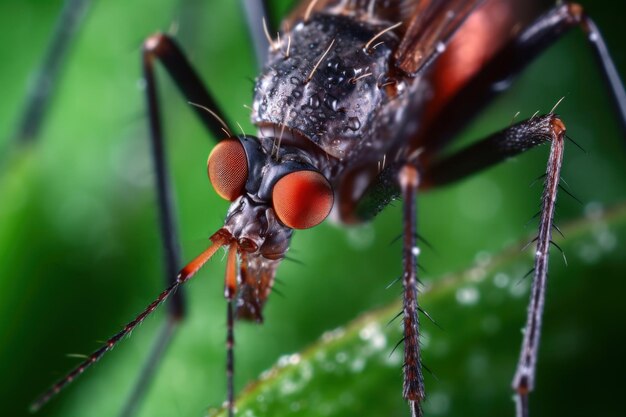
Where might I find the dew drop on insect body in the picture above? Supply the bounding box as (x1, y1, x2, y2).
(308, 95, 320, 109)
(347, 116, 361, 131)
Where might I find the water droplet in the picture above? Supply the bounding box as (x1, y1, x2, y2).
(493, 273, 510, 288)
(456, 287, 480, 305)
(596, 229, 617, 251)
(359, 323, 387, 350)
(577, 243, 601, 264)
(412, 246, 421, 256)
(321, 327, 346, 342)
(309, 95, 320, 108)
(289, 402, 302, 412)
(335, 351, 348, 363)
(346, 224, 375, 250)
(468, 266, 486, 282)
(585, 201, 604, 219)
(475, 251, 492, 266)
(347, 116, 361, 131)
(324, 94, 339, 111)
(350, 357, 365, 373)
(509, 279, 529, 298)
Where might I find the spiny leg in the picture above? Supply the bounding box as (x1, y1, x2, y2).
(118, 33, 231, 416)
(422, 2, 626, 151)
(398, 163, 425, 417)
(424, 115, 567, 417)
(356, 114, 567, 416)
(511, 120, 566, 417)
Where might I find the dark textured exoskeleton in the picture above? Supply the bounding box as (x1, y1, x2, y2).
(28, 1, 626, 417)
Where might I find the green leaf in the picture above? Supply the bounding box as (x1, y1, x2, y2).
(209, 204, 626, 417)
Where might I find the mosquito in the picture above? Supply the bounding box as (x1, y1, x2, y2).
(19, 0, 625, 416)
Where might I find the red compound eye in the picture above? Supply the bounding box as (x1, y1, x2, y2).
(272, 170, 333, 229)
(207, 139, 248, 201)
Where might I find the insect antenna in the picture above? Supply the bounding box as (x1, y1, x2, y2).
(30, 235, 227, 412)
(188, 101, 233, 137)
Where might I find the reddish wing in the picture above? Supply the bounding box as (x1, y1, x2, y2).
(284, 1, 492, 77)
(394, 0, 486, 75)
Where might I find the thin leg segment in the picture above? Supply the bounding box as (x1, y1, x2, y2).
(114, 34, 232, 417)
(356, 114, 566, 416)
(240, 0, 273, 69)
(513, 118, 566, 417)
(423, 114, 560, 188)
(143, 33, 231, 141)
(224, 244, 238, 417)
(355, 114, 560, 221)
(12, 0, 93, 144)
(398, 164, 425, 417)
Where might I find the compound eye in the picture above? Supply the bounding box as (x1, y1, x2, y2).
(272, 170, 333, 229)
(207, 139, 248, 201)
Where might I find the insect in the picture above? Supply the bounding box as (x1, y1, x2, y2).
(2, 0, 620, 414)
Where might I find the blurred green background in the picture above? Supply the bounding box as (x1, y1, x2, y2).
(0, 1, 624, 417)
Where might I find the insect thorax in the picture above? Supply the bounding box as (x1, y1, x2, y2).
(252, 13, 415, 163)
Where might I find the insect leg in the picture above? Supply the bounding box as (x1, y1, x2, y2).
(424, 114, 566, 417)
(115, 34, 233, 417)
(355, 114, 566, 417)
(240, 0, 274, 69)
(422, 2, 626, 152)
(12, 0, 93, 144)
(423, 115, 562, 188)
(398, 163, 425, 417)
